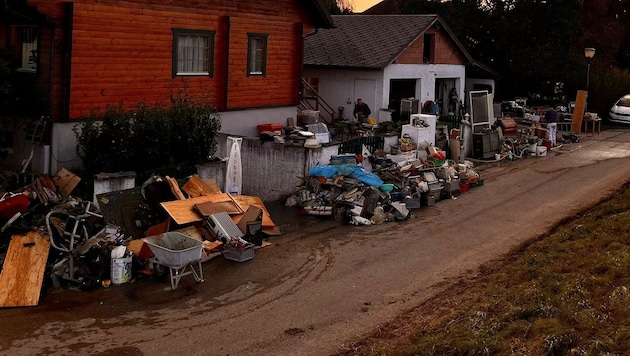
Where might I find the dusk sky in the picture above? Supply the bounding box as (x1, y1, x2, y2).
(353, 0, 382, 12)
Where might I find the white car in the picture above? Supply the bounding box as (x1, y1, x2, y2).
(609, 94, 630, 124)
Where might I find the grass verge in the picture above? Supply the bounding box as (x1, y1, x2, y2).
(337, 184, 630, 355)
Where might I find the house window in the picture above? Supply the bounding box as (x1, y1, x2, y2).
(11, 26, 38, 72)
(423, 34, 435, 64)
(172, 29, 215, 77)
(247, 34, 268, 76)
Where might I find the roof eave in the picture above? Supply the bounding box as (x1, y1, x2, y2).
(306, 0, 335, 28)
(305, 63, 383, 70)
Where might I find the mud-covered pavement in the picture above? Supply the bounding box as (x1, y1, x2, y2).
(3, 129, 630, 356)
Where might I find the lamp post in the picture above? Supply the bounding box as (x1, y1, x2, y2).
(584, 47, 596, 92)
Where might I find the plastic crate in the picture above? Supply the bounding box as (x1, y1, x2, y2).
(330, 154, 357, 165)
(223, 243, 255, 262)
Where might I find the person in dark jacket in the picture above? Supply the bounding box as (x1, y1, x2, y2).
(545, 107, 558, 146)
(353, 98, 371, 123)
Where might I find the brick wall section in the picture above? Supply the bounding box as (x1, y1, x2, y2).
(25, 0, 317, 121)
(395, 27, 465, 65)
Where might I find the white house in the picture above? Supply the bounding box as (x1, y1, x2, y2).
(303, 14, 497, 123)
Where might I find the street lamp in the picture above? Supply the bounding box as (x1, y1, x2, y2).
(584, 47, 596, 92)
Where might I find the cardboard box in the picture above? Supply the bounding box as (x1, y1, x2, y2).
(315, 132, 330, 144)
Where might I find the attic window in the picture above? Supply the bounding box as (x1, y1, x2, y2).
(247, 34, 268, 76)
(10, 26, 38, 73)
(172, 29, 215, 77)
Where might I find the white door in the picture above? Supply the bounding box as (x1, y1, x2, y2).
(354, 79, 376, 116)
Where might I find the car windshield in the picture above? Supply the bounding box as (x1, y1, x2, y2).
(618, 97, 630, 107)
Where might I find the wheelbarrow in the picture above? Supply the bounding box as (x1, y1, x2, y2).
(143, 232, 204, 290)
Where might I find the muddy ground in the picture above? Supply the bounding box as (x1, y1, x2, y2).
(2, 129, 630, 356)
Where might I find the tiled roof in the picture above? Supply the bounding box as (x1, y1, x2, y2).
(304, 15, 438, 69)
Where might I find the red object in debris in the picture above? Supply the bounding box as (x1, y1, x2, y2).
(257, 123, 284, 135)
(460, 183, 470, 194)
(0, 194, 30, 219)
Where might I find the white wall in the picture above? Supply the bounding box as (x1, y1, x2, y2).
(303, 68, 383, 121)
(384, 63, 466, 110)
(219, 106, 298, 137)
(44, 106, 299, 176)
(305, 64, 466, 124)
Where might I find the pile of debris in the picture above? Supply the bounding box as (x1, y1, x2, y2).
(0, 171, 276, 306)
(286, 148, 483, 225)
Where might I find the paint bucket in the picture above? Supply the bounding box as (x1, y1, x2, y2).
(536, 145, 547, 157)
(111, 256, 132, 284)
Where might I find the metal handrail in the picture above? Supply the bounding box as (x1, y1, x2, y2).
(300, 78, 336, 124)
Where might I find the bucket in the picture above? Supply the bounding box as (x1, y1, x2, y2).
(111, 256, 132, 284)
(536, 145, 547, 157)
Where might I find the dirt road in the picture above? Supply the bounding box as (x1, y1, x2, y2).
(3, 130, 630, 356)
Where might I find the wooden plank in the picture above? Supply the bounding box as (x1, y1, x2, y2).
(195, 201, 244, 216)
(160, 193, 244, 225)
(0, 231, 51, 308)
(166, 176, 187, 200)
(53, 168, 81, 198)
(572, 90, 588, 134)
(182, 174, 220, 197)
(202, 179, 222, 194)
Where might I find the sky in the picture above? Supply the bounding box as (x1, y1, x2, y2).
(353, 0, 383, 13)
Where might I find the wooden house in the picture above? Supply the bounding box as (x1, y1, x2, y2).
(0, 0, 333, 173)
(303, 15, 497, 124)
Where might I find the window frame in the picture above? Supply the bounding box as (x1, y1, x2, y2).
(172, 28, 215, 78)
(247, 33, 268, 77)
(11, 25, 39, 73)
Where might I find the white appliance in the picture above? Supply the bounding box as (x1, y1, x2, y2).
(403, 114, 437, 146)
(206, 212, 246, 243)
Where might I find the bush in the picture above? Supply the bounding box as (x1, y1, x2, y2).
(73, 91, 221, 178)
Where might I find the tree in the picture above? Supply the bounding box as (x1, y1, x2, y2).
(323, 0, 353, 15)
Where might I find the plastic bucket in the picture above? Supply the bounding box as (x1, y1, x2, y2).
(111, 256, 132, 284)
(536, 145, 547, 157)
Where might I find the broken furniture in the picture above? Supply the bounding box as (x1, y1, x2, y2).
(473, 131, 500, 159)
(143, 232, 204, 290)
(46, 200, 106, 288)
(497, 118, 518, 138)
(582, 113, 601, 135)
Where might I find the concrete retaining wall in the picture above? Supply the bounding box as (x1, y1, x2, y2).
(215, 134, 339, 202)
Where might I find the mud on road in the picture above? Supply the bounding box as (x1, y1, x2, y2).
(3, 130, 630, 356)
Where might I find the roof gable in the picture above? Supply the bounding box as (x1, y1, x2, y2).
(304, 14, 472, 69)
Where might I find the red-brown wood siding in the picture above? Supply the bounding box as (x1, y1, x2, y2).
(226, 17, 300, 109)
(25, 0, 318, 121)
(396, 27, 465, 65)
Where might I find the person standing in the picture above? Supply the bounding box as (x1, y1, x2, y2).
(448, 88, 459, 114)
(353, 98, 371, 123)
(545, 107, 558, 147)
